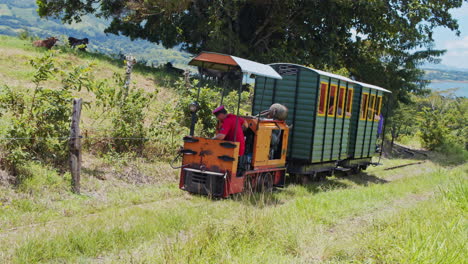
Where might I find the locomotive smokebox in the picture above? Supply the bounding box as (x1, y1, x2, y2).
(268, 103, 288, 121)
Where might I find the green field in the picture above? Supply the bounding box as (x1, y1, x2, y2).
(0, 35, 467, 263)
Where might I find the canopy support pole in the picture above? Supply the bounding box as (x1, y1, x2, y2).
(233, 73, 245, 142)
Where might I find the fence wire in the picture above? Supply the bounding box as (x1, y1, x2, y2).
(0, 136, 151, 141)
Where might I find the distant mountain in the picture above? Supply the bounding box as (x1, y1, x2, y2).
(423, 68, 468, 82)
(422, 63, 468, 72)
(0, 0, 191, 68)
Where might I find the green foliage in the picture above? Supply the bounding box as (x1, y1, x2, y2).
(417, 91, 468, 152)
(387, 102, 417, 144)
(1, 53, 67, 171)
(17, 28, 37, 41)
(0, 85, 26, 117)
(175, 78, 250, 137)
(388, 90, 467, 163)
(148, 102, 185, 158)
(111, 86, 153, 153)
(35, 0, 465, 105)
(16, 161, 65, 194)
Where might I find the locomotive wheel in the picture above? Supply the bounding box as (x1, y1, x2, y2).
(288, 173, 300, 184)
(257, 172, 274, 192)
(351, 166, 361, 174)
(313, 173, 327, 182)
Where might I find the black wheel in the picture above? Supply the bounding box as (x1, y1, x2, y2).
(315, 172, 327, 181)
(287, 173, 298, 184)
(351, 166, 361, 174)
(257, 172, 274, 192)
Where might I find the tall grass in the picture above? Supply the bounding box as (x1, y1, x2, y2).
(5, 164, 464, 263)
(333, 175, 467, 264)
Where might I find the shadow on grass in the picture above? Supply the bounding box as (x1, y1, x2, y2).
(386, 142, 466, 167)
(334, 171, 388, 186)
(234, 178, 353, 208)
(82, 167, 107, 180)
(232, 190, 284, 208)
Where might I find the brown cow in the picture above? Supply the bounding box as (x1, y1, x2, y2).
(32, 37, 58, 49)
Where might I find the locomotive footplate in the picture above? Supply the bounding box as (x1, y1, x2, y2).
(182, 168, 226, 197)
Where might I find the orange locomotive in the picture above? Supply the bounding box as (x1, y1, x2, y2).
(178, 53, 288, 197)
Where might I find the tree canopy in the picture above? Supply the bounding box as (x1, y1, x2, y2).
(37, 0, 466, 99)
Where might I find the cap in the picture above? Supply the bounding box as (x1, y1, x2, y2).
(212, 105, 225, 114)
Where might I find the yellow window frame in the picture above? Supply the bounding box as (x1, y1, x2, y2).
(376, 96, 383, 119)
(360, 92, 369, 121)
(345, 88, 354, 118)
(327, 84, 338, 117)
(336, 86, 346, 118)
(317, 82, 329, 117)
(367, 94, 376, 121)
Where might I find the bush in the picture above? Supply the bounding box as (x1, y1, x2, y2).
(16, 161, 65, 194)
(175, 78, 251, 137)
(0, 51, 94, 173)
(17, 29, 38, 41)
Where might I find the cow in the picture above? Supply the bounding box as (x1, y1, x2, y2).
(68, 37, 89, 51)
(32, 37, 58, 49)
(198, 67, 242, 85)
(165, 62, 185, 75)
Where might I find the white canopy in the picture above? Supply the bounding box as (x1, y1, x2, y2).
(189, 52, 282, 80)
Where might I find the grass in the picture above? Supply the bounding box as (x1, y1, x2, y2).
(0, 161, 466, 263)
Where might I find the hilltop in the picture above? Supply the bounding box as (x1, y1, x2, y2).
(0, 0, 190, 68)
(423, 68, 468, 82)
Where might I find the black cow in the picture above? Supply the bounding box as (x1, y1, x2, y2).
(68, 37, 89, 51)
(165, 62, 185, 75)
(198, 67, 241, 85)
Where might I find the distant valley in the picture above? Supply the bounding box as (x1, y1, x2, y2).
(0, 0, 191, 68)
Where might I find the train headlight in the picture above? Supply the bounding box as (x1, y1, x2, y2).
(189, 102, 199, 113)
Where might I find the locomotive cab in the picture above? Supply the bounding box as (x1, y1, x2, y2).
(178, 52, 287, 198)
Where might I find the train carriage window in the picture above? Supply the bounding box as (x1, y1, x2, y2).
(346, 88, 354, 118)
(317, 82, 328, 116)
(360, 93, 369, 120)
(367, 94, 376, 121)
(327, 85, 338, 116)
(374, 96, 383, 121)
(269, 129, 284, 160)
(337, 87, 346, 118)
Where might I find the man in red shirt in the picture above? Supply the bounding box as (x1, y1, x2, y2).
(212, 106, 247, 156)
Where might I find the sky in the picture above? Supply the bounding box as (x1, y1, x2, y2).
(431, 2, 468, 69)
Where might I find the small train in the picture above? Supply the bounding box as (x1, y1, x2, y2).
(178, 52, 390, 198)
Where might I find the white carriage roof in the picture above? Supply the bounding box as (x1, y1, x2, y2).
(189, 52, 282, 80)
(269, 63, 391, 93)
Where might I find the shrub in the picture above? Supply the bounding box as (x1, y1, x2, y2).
(175, 78, 251, 137)
(1, 52, 94, 173)
(16, 161, 65, 194)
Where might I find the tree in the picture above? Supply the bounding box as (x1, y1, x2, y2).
(37, 0, 466, 101)
(416, 90, 468, 151)
(387, 102, 417, 149)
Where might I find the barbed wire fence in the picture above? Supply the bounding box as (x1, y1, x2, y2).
(0, 54, 188, 194)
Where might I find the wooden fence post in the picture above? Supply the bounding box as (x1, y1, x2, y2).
(69, 98, 82, 194)
(123, 55, 137, 101)
(184, 70, 190, 88)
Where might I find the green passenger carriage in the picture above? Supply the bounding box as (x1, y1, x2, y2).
(252, 63, 391, 176)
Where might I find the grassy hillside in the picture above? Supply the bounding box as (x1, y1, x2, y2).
(0, 0, 191, 68)
(0, 36, 467, 264)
